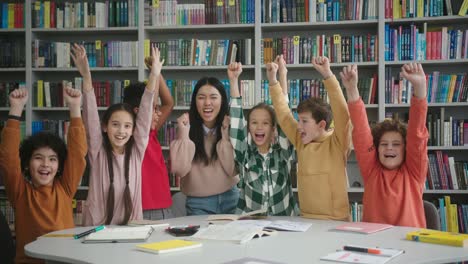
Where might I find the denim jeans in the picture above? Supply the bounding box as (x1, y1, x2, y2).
(143, 208, 174, 220)
(186, 186, 240, 215)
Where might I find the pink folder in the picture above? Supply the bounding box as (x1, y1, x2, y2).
(333, 222, 394, 234)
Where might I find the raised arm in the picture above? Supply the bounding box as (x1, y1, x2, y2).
(60, 86, 87, 196)
(341, 65, 377, 182)
(170, 113, 195, 178)
(154, 75, 174, 131)
(275, 55, 288, 96)
(312, 56, 351, 152)
(0, 88, 29, 204)
(267, 62, 300, 147)
(401, 63, 428, 182)
(228, 62, 249, 165)
(218, 114, 236, 177)
(133, 46, 160, 154)
(71, 43, 102, 160)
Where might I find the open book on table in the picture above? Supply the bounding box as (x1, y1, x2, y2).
(82, 226, 154, 243)
(127, 219, 169, 229)
(206, 208, 268, 221)
(192, 221, 276, 244)
(320, 245, 404, 264)
(332, 222, 393, 234)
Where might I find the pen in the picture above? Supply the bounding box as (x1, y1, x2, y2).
(74, 225, 105, 239)
(343, 246, 381, 255)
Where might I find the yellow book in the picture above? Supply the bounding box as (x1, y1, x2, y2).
(406, 229, 468, 247)
(37, 80, 44, 107)
(136, 239, 202, 254)
(44, 1, 50, 28)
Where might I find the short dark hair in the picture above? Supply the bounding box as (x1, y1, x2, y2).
(247, 103, 276, 128)
(123, 82, 147, 109)
(19, 132, 67, 180)
(371, 118, 407, 149)
(297, 97, 333, 130)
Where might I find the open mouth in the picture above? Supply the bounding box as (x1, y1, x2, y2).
(254, 132, 265, 141)
(384, 154, 397, 158)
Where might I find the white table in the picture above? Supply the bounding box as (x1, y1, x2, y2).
(25, 216, 468, 264)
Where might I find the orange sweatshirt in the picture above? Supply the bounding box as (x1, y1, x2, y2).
(0, 119, 87, 263)
(348, 97, 428, 228)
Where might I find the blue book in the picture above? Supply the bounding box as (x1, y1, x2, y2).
(439, 197, 447, 231)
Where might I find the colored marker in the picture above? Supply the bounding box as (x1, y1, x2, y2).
(74, 225, 105, 239)
(343, 246, 381, 255)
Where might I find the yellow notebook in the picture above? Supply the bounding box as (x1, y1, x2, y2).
(136, 239, 202, 254)
(406, 229, 468, 247)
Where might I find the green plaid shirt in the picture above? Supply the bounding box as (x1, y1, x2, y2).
(229, 97, 299, 216)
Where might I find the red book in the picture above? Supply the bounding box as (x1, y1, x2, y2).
(50, 1, 56, 28)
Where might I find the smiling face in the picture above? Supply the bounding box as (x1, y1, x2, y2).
(104, 110, 134, 154)
(378, 131, 405, 170)
(195, 84, 222, 128)
(248, 108, 275, 151)
(29, 147, 59, 187)
(297, 111, 325, 144)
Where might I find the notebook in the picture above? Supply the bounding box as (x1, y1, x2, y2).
(333, 222, 393, 234)
(136, 239, 202, 254)
(321, 246, 404, 264)
(206, 208, 268, 221)
(82, 226, 154, 243)
(192, 223, 276, 244)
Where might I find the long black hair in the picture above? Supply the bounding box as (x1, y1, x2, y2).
(188, 77, 229, 165)
(101, 103, 136, 225)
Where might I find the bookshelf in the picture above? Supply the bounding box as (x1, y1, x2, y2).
(0, 1, 467, 222)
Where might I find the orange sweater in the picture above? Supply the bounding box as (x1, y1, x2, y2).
(348, 97, 428, 228)
(0, 119, 87, 263)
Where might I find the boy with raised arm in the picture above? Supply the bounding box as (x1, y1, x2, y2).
(342, 63, 428, 227)
(266, 56, 352, 220)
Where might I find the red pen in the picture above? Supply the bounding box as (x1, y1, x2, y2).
(343, 246, 381, 255)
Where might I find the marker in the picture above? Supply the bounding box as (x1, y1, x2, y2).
(74, 225, 105, 239)
(343, 246, 381, 255)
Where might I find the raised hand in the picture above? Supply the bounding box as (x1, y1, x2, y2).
(63, 85, 82, 118)
(150, 45, 164, 78)
(227, 62, 242, 81)
(339, 64, 360, 102)
(400, 63, 426, 99)
(71, 44, 91, 80)
(275, 55, 288, 95)
(176, 113, 190, 139)
(9, 88, 28, 117)
(312, 56, 333, 80)
(221, 115, 230, 139)
(266, 62, 279, 84)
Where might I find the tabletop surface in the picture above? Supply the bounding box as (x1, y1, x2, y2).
(25, 215, 468, 264)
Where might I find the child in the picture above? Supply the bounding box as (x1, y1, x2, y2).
(228, 61, 298, 215)
(0, 87, 86, 263)
(342, 63, 428, 227)
(123, 65, 175, 220)
(72, 43, 162, 225)
(266, 56, 352, 220)
(170, 77, 238, 215)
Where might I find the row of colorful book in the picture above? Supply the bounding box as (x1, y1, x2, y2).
(144, 0, 255, 26)
(0, 40, 25, 68)
(384, 71, 468, 104)
(33, 79, 128, 108)
(427, 108, 468, 147)
(32, 40, 139, 68)
(32, 0, 139, 28)
(384, 24, 468, 61)
(316, 0, 378, 22)
(166, 79, 230, 107)
(427, 151, 468, 190)
(262, 34, 378, 64)
(385, 0, 468, 18)
(0, 2, 24, 28)
(436, 196, 468, 233)
(145, 39, 252, 67)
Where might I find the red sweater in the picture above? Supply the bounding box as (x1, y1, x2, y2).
(141, 130, 172, 210)
(0, 119, 87, 263)
(348, 97, 428, 228)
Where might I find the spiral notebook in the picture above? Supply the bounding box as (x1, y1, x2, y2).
(82, 226, 153, 243)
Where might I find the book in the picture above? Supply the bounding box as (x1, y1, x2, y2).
(82, 226, 154, 243)
(332, 222, 393, 234)
(406, 229, 468, 247)
(320, 246, 404, 264)
(227, 219, 312, 232)
(192, 222, 276, 244)
(135, 239, 202, 254)
(206, 208, 267, 221)
(128, 219, 169, 229)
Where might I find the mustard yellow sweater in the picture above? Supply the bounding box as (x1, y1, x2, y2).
(270, 75, 351, 220)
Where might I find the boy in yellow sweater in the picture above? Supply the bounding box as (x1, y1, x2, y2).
(266, 56, 352, 220)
